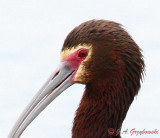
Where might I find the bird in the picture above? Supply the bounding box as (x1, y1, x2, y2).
(9, 19, 145, 138)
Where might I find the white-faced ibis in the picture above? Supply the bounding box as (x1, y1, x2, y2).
(9, 19, 145, 138)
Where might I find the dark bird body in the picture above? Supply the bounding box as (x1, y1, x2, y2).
(9, 20, 145, 138)
(63, 20, 144, 138)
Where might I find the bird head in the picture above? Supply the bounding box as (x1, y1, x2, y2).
(61, 20, 144, 86)
(9, 20, 144, 138)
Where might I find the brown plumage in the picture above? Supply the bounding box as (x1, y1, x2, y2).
(62, 20, 145, 138)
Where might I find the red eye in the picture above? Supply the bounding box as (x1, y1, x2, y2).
(78, 50, 88, 58)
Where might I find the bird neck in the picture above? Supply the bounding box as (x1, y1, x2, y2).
(72, 78, 134, 138)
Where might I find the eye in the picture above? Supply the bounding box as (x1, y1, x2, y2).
(78, 49, 88, 58)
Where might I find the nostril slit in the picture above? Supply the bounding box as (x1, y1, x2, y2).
(51, 71, 60, 80)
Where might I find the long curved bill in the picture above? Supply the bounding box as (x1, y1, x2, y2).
(8, 62, 75, 138)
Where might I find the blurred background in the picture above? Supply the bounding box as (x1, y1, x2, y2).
(0, 0, 159, 137)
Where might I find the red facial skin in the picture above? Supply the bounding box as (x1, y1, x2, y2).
(61, 48, 89, 82)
